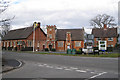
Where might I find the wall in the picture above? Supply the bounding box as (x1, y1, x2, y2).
(94, 38, 117, 47)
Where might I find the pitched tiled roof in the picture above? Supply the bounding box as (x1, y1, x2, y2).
(92, 28, 118, 38)
(2, 27, 46, 40)
(56, 29, 84, 41)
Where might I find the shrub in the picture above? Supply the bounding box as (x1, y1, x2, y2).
(76, 49, 82, 54)
(45, 48, 49, 51)
(51, 48, 56, 52)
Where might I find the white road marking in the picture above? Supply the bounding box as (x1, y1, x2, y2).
(46, 65, 53, 68)
(90, 72, 107, 79)
(55, 67, 63, 70)
(70, 67, 78, 70)
(76, 70, 86, 73)
(90, 72, 95, 74)
(63, 67, 67, 69)
(64, 69, 72, 71)
(43, 64, 47, 66)
(38, 64, 44, 67)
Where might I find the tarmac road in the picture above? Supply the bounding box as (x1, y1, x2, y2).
(2, 51, 119, 80)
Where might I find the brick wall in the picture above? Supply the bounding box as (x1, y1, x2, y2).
(94, 38, 117, 47)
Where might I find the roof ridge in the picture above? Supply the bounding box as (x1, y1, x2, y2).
(10, 26, 33, 31)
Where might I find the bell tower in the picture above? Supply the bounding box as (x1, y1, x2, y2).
(46, 25, 57, 50)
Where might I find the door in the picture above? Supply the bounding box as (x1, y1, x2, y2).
(49, 45, 52, 51)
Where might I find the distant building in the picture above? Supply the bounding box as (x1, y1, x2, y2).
(1, 22, 47, 51)
(92, 24, 118, 48)
(117, 27, 120, 44)
(84, 34, 94, 49)
(46, 25, 84, 51)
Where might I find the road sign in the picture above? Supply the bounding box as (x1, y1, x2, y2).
(99, 41, 107, 50)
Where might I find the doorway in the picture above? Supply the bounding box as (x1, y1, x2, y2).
(49, 45, 52, 51)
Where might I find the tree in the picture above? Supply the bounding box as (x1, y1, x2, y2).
(0, 0, 15, 38)
(90, 14, 116, 28)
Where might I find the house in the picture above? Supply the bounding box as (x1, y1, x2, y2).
(117, 27, 120, 44)
(46, 25, 84, 51)
(92, 24, 118, 48)
(1, 22, 47, 51)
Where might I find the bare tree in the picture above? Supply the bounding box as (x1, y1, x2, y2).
(90, 14, 116, 28)
(0, 0, 15, 37)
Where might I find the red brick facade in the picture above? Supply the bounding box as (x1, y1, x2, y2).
(46, 25, 84, 51)
(94, 38, 117, 47)
(2, 24, 46, 51)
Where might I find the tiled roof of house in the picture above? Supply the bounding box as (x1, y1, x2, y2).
(92, 28, 118, 38)
(2, 27, 46, 40)
(56, 29, 84, 41)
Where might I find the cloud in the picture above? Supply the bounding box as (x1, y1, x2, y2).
(1, 0, 119, 30)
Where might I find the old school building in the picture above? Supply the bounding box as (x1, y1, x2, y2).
(1, 22, 46, 51)
(1, 22, 84, 51)
(1, 22, 118, 51)
(46, 25, 84, 51)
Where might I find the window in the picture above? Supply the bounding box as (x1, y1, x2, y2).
(58, 42, 63, 47)
(37, 42, 39, 47)
(4, 42, 5, 47)
(28, 40, 33, 47)
(49, 34, 52, 39)
(10, 41, 12, 47)
(108, 45, 113, 47)
(14, 41, 16, 47)
(75, 41, 81, 47)
(96, 38, 101, 41)
(7, 41, 9, 47)
(49, 29, 52, 31)
(108, 38, 113, 41)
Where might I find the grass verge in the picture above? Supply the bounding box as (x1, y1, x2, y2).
(3, 50, 120, 58)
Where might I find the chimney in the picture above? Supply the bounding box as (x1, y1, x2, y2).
(104, 24, 107, 30)
(37, 22, 41, 27)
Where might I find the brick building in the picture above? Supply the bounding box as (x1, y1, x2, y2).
(2, 22, 47, 51)
(92, 24, 118, 48)
(46, 25, 84, 51)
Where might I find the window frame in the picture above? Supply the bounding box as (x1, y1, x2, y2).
(75, 41, 81, 47)
(108, 38, 113, 41)
(58, 41, 64, 47)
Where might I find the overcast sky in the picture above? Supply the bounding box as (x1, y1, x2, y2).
(1, 0, 119, 30)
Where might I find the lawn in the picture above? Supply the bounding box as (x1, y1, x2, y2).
(3, 50, 120, 58)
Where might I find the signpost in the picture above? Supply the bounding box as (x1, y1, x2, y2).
(99, 41, 107, 51)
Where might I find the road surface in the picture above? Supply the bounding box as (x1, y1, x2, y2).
(2, 51, 119, 80)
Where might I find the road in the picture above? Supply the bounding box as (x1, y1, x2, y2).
(2, 51, 119, 80)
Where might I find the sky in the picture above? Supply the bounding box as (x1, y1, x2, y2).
(0, 0, 119, 30)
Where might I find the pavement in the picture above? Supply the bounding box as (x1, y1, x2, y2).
(2, 58, 22, 73)
(2, 51, 119, 80)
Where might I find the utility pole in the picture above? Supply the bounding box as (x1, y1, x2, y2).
(33, 22, 37, 52)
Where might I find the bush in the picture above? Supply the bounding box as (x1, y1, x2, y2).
(76, 49, 82, 54)
(45, 48, 49, 51)
(8, 47, 13, 50)
(21, 47, 33, 51)
(107, 47, 113, 52)
(51, 48, 56, 52)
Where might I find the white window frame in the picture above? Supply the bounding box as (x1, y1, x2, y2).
(14, 41, 16, 47)
(37, 42, 39, 47)
(108, 45, 113, 47)
(108, 38, 113, 41)
(4, 42, 5, 47)
(49, 29, 52, 31)
(7, 41, 9, 47)
(49, 34, 52, 39)
(10, 41, 12, 47)
(96, 38, 101, 41)
(58, 41, 63, 47)
(75, 41, 81, 47)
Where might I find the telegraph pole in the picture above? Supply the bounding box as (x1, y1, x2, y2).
(33, 22, 37, 52)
